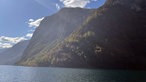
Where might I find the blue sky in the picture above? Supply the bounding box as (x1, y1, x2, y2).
(0, 0, 106, 48)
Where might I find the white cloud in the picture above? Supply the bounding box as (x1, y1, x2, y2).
(28, 29, 35, 32)
(56, 4, 61, 10)
(26, 17, 44, 40)
(0, 42, 13, 49)
(0, 33, 34, 49)
(60, 0, 89, 8)
(0, 36, 27, 49)
(0, 36, 26, 44)
(59, 0, 98, 8)
(26, 33, 33, 38)
(0, 17, 45, 49)
(28, 17, 44, 28)
(29, 19, 34, 22)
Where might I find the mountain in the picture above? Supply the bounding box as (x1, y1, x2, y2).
(0, 40, 29, 65)
(18, 8, 95, 64)
(0, 48, 6, 53)
(18, 0, 146, 70)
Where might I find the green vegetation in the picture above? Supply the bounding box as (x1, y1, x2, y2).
(18, 4, 109, 67)
(83, 31, 95, 38)
(65, 35, 79, 43)
(18, 7, 104, 67)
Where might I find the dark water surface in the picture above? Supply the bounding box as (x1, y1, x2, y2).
(0, 65, 145, 82)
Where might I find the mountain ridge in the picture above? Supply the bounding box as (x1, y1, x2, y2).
(17, 0, 146, 70)
(20, 8, 95, 62)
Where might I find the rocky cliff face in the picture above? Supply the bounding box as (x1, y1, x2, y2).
(18, 0, 146, 70)
(21, 8, 95, 61)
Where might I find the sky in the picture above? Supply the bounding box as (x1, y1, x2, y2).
(0, 0, 106, 49)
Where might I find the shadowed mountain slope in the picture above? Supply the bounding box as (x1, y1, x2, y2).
(19, 8, 95, 62)
(18, 0, 146, 70)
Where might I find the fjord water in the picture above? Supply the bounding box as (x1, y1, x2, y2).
(0, 66, 146, 82)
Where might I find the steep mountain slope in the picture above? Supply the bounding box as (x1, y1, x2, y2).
(0, 40, 29, 65)
(18, 0, 146, 70)
(20, 8, 95, 61)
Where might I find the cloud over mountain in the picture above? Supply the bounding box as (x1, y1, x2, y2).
(28, 17, 44, 28)
(59, 0, 98, 8)
(0, 36, 27, 49)
(0, 43, 12, 48)
(0, 17, 44, 49)
(56, 4, 61, 10)
(26, 33, 33, 38)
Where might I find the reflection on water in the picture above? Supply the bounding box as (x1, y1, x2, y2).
(0, 65, 146, 82)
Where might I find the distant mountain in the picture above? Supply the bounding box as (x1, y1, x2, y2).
(0, 48, 7, 53)
(18, 0, 146, 70)
(0, 40, 29, 65)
